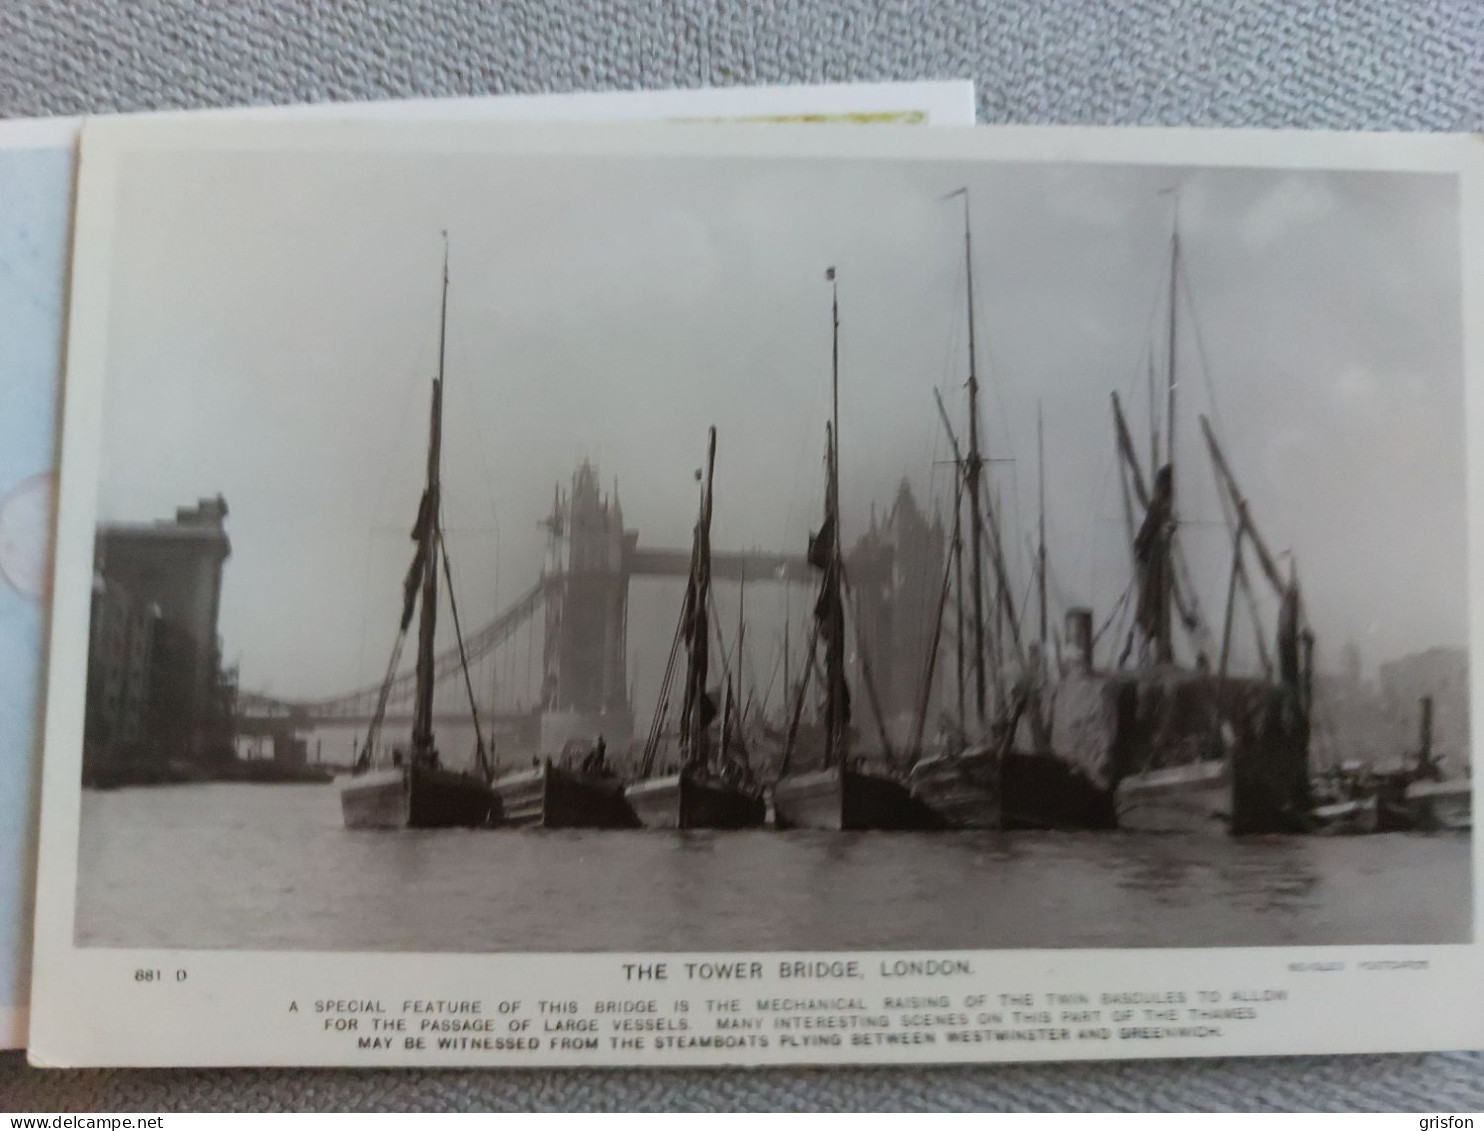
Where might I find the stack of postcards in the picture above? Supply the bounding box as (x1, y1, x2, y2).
(3, 78, 1481, 1071)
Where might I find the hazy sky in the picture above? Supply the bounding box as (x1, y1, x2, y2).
(92, 140, 1465, 715)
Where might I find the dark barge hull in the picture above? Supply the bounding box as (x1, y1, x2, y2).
(493, 761, 639, 828)
(340, 763, 498, 829)
(624, 770, 766, 829)
(1002, 751, 1117, 830)
(1114, 759, 1230, 833)
(1063, 670, 1312, 835)
(908, 746, 1000, 829)
(1114, 747, 1312, 835)
(908, 746, 1115, 830)
(1406, 779, 1472, 831)
(773, 766, 945, 831)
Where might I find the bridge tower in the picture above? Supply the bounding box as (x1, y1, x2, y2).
(848, 480, 946, 745)
(539, 461, 636, 755)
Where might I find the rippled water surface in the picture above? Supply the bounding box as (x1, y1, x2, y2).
(75, 783, 1471, 951)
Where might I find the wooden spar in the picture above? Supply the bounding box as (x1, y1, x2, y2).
(735, 561, 745, 736)
(639, 600, 687, 778)
(825, 266, 847, 771)
(842, 563, 897, 764)
(933, 388, 1027, 686)
(991, 481, 1005, 693)
(830, 270, 839, 488)
(1200, 414, 1286, 596)
(1148, 352, 1159, 480)
(1213, 513, 1246, 748)
(411, 238, 449, 761)
(1165, 225, 1179, 495)
(777, 613, 820, 779)
(682, 426, 718, 770)
(1204, 419, 1275, 680)
(911, 475, 964, 757)
(934, 386, 970, 726)
(944, 189, 991, 729)
(1117, 461, 1137, 571)
(1162, 219, 1180, 666)
(954, 479, 966, 723)
(781, 267, 850, 781)
(1037, 401, 1048, 651)
(822, 421, 847, 769)
(1110, 391, 1152, 508)
(782, 614, 790, 724)
(437, 531, 492, 780)
(981, 467, 1025, 664)
(1239, 561, 1275, 680)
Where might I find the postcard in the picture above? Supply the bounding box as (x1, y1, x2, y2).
(0, 81, 975, 1050)
(26, 118, 1483, 1067)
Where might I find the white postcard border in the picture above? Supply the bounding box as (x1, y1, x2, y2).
(0, 80, 974, 1051)
(29, 119, 1484, 1068)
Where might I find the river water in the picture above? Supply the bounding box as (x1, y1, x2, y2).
(75, 783, 1470, 952)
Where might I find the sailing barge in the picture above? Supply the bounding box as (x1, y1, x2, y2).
(340, 241, 499, 831)
(772, 269, 942, 832)
(492, 753, 638, 829)
(1089, 223, 1312, 836)
(904, 190, 1114, 832)
(624, 427, 767, 829)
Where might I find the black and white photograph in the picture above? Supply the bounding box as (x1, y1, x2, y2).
(44, 123, 1474, 964)
(25, 122, 1484, 1071)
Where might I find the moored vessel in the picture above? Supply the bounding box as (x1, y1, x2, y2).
(339, 239, 499, 831)
(1089, 217, 1313, 835)
(493, 750, 638, 828)
(1310, 792, 1379, 836)
(1400, 697, 1470, 830)
(901, 190, 1113, 831)
(772, 268, 941, 832)
(1405, 778, 1471, 831)
(623, 426, 766, 829)
(773, 763, 941, 831)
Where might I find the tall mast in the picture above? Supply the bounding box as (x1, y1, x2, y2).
(1037, 401, 1048, 650)
(782, 612, 790, 722)
(735, 563, 746, 734)
(1148, 354, 1159, 480)
(411, 235, 449, 759)
(682, 426, 717, 768)
(952, 189, 989, 728)
(1160, 207, 1180, 664)
(825, 266, 847, 769)
(954, 486, 966, 724)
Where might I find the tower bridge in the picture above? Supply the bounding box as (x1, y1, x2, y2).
(238, 461, 945, 755)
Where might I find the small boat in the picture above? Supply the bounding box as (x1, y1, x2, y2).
(1115, 758, 1229, 833)
(1406, 778, 1471, 831)
(1311, 793, 1378, 836)
(774, 763, 942, 831)
(493, 752, 638, 829)
(342, 760, 497, 829)
(1400, 696, 1469, 831)
(771, 268, 941, 832)
(623, 426, 766, 829)
(626, 767, 766, 830)
(340, 239, 499, 831)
